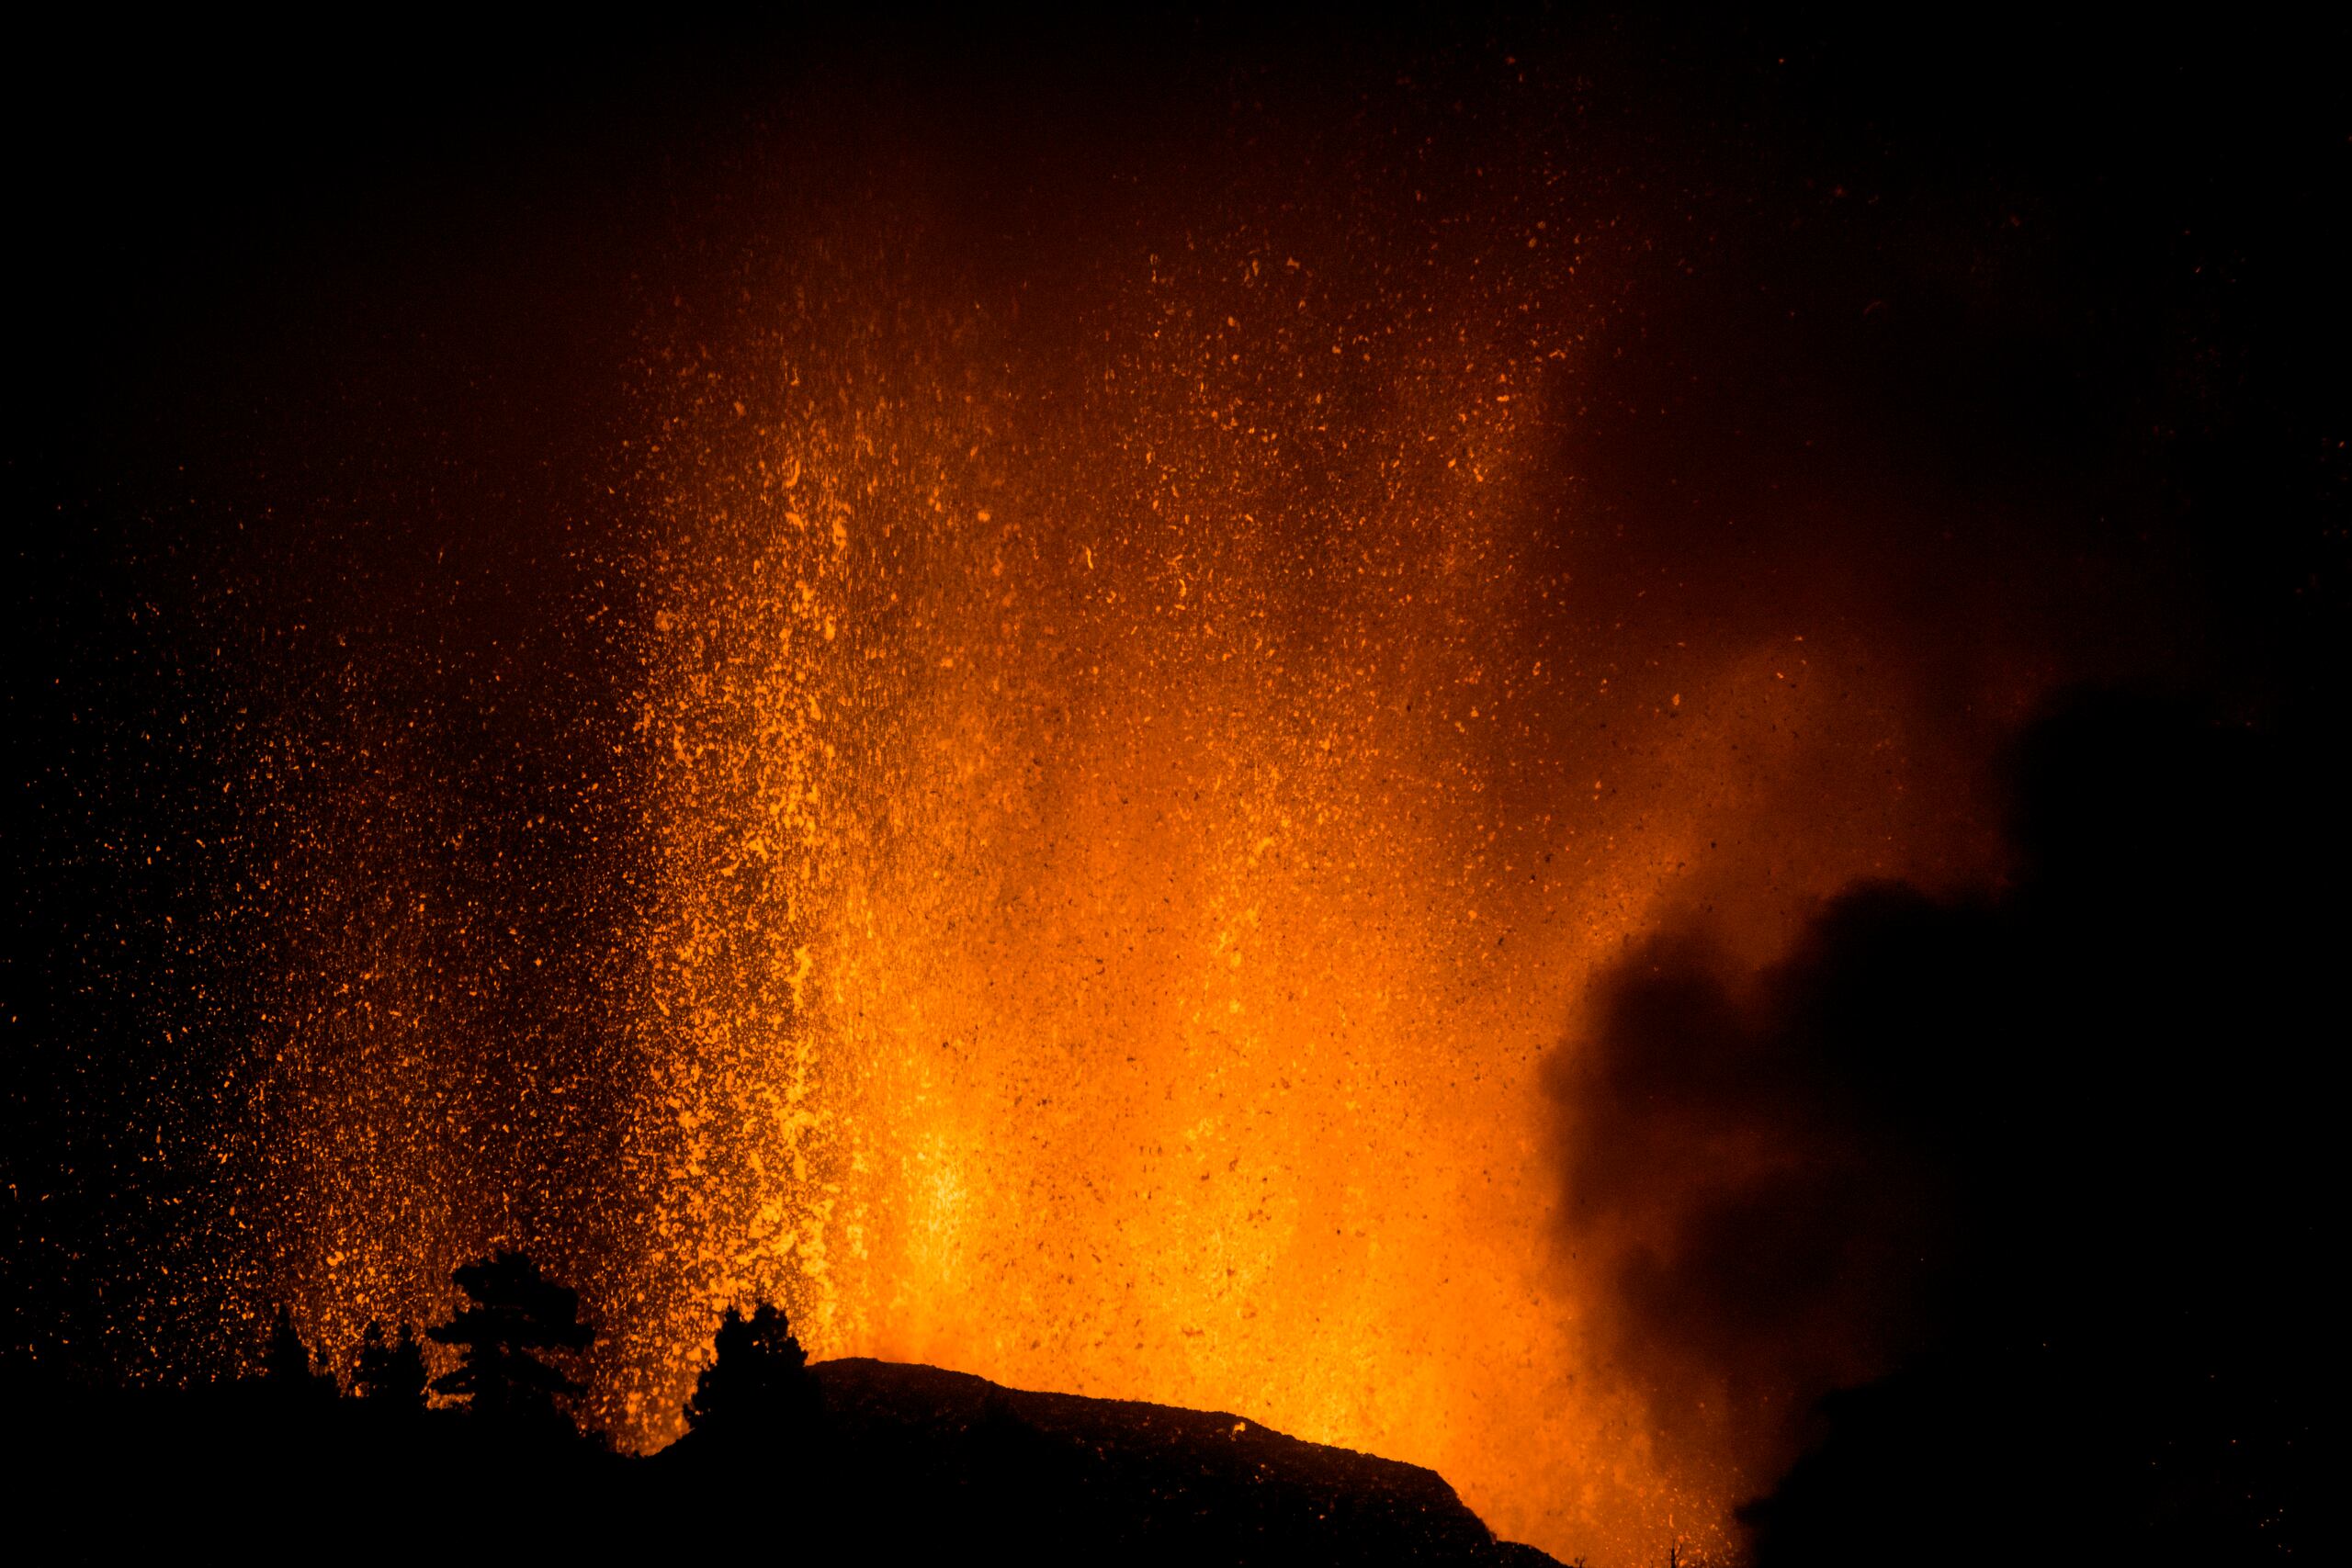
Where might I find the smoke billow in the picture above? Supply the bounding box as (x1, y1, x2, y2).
(1547, 890, 1981, 1472)
(1549, 692, 2339, 1557)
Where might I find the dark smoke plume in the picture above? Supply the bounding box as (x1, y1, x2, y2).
(1551, 691, 2337, 1561)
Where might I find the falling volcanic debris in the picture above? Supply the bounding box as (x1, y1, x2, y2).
(6, 17, 2342, 1566)
(597, 176, 2024, 1556)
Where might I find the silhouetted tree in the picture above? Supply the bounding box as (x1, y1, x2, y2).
(353, 1318, 429, 1408)
(426, 1252, 591, 1427)
(263, 1304, 336, 1399)
(684, 1303, 822, 1440)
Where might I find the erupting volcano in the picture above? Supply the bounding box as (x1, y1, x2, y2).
(9, 15, 2339, 1565)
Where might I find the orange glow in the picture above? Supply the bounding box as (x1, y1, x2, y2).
(569, 213, 2001, 1560)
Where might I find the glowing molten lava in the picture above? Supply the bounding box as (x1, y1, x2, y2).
(592, 204, 1996, 1558)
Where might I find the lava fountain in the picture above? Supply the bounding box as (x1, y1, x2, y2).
(598, 163, 2006, 1556)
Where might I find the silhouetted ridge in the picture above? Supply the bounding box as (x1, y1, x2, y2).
(648, 1355, 1553, 1563)
(7, 1337, 1555, 1563)
(834, 1358, 1538, 1561)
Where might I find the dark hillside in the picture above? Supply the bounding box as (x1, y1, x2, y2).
(6, 1355, 1555, 1564)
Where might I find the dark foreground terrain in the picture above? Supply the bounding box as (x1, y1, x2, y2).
(6, 1356, 1555, 1564)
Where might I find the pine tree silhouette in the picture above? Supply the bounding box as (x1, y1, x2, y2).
(264, 1305, 311, 1384)
(262, 1304, 335, 1400)
(426, 1252, 591, 1427)
(353, 1318, 430, 1408)
(684, 1303, 822, 1441)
